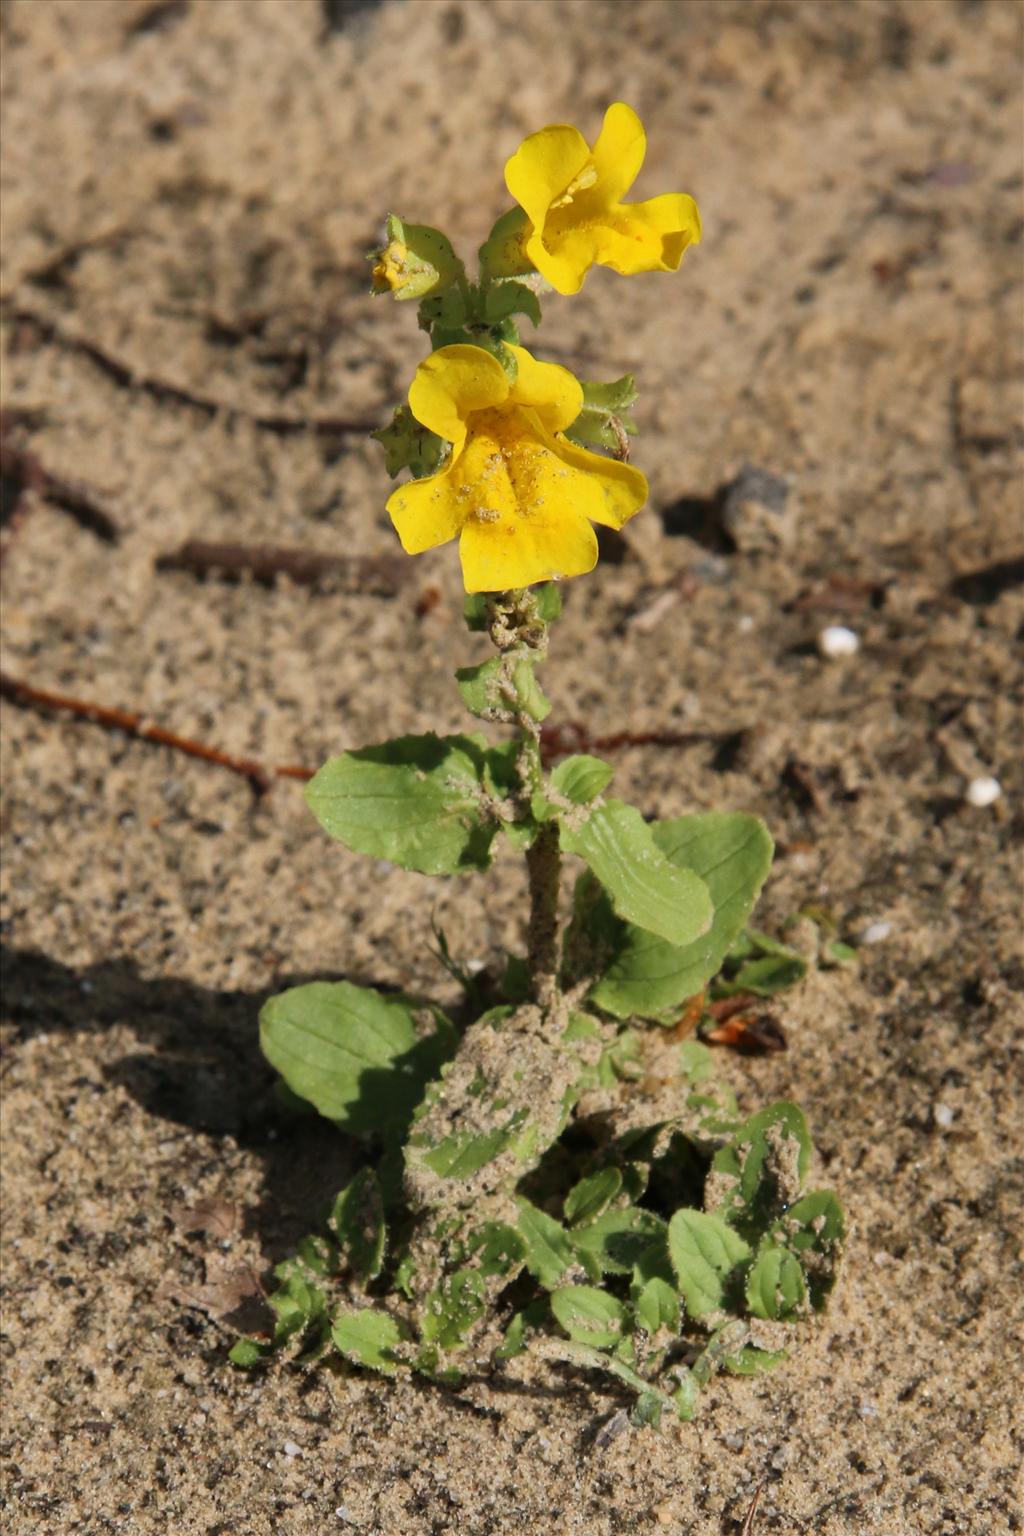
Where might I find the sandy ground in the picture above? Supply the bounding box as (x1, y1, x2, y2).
(2, 1, 1023, 1532)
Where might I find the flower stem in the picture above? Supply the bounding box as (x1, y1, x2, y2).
(525, 818, 561, 1010)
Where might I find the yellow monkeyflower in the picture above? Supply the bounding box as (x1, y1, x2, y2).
(386, 344, 647, 593)
(503, 101, 701, 297)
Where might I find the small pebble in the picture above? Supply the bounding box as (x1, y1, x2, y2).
(860, 920, 893, 945)
(934, 1103, 955, 1129)
(818, 625, 860, 659)
(738, 613, 755, 634)
(283, 1440, 302, 1458)
(965, 776, 1001, 808)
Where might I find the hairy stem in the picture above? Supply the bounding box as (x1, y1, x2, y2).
(525, 819, 562, 1010)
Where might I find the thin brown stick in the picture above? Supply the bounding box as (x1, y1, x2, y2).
(0, 671, 279, 793)
(740, 1481, 765, 1536)
(539, 718, 720, 765)
(155, 539, 409, 594)
(0, 420, 121, 545)
(5, 305, 378, 437)
(2, 671, 718, 796)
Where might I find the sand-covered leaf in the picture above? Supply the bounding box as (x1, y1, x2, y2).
(668, 1210, 750, 1317)
(745, 1242, 806, 1320)
(331, 1309, 405, 1373)
(328, 1168, 386, 1281)
(551, 1285, 627, 1349)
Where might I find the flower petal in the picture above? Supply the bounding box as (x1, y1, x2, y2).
(589, 102, 647, 205)
(459, 505, 598, 593)
(407, 345, 510, 452)
(594, 194, 702, 276)
(506, 344, 584, 434)
(386, 461, 464, 554)
(505, 124, 591, 234)
(523, 224, 600, 296)
(548, 435, 648, 529)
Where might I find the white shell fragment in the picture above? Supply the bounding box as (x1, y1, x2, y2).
(934, 1103, 955, 1129)
(859, 920, 893, 945)
(965, 776, 1001, 808)
(817, 625, 860, 659)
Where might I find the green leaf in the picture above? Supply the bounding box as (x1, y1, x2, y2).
(590, 813, 775, 1019)
(305, 733, 497, 875)
(716, 952, 806, 997)
(678, 1039, 715, 1083)
(534, 754, 614, 822)
(633, 1276, 680, 1336)
(580, 375, 639, 415)
(560, 800, 713, 947)
(746, 1243, 806, 1320)
(482, 279, 542, 328)
(328, 1169, 386, 1281)
(533, 584, 563, 622)
(671, 1369, 700, 1420)
(630, 1391, 664, 1429)
(735, 1101, 812, 1204)
(668, 1210, 751, 1317)
(565, 376, 640, 455)
(418, 1113, 528, 1180)
(267, 1260, 326, 1345)
(784, 1190, 845, 1251)
(465, 1222, 527, 1279)
(463, 593, 491, 631)
(332, 1309, 405, 1374)
(421, 1270, 487, 1349)
(456, 657, 550, 723)
(494, 1298, 548, 1361)
(722, 1344, 787, 1376)
(572, 1207, 667, 1276)
(564, 1168, 622, 1227)
(780, 1190, 844, 1308)
(716, 927, 807, 997)
(516, 1200, 577, 1290)
(260, 981, 455, 1136)
(551, 1286, 627, 1349)
(229, 1337, 272, 1367)
(371, 404, 447, 479)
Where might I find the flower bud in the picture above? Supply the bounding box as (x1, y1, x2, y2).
(369, 214, 462, 301)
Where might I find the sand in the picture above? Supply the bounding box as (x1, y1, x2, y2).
(2, 1, 1022, 1531)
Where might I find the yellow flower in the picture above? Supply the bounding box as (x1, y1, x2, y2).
(504, 102, 701, 296)
(386, 344, 647, 593)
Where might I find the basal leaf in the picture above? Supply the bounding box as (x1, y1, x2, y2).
(260, 981, 455, 1137)
(633, 1276, 680, 1336)
(590, 813, 774, 1019)
(516, 1199, 577, 1290)
(305, 733, 496, 875)
(668, 1209, 751, 1318)
(564, 1167, 622, 1228)
(328, 1168, 386, 1281)
(551, 1285, 627, 1349)
(421, 1269, 487, 1349)
(331, 1309, 405, 1374)
(560, 800, 713, 946)
(572, 1206, 667, 1276)
(745, 1243, 806, 1321)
